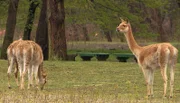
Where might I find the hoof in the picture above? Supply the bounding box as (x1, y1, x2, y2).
(163, 96, 167, 99)
(150, 95, 154, 98)
(40, 87, 44, 90)
(8, 86, 11, 89)
(20, 87, 25, 90)
(28, 84, 33, 89)
(148, 95, 154, 98)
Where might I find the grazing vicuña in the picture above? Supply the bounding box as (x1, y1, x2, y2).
(7, 39, 47, 90)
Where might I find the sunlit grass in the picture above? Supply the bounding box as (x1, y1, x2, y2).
(0, 60, 180, 102)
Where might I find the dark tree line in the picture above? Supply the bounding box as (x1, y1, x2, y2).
(36, 0, 49, 60)
(65, 0, 180, 42)
(1, 0, 67, 60)
(23, 0, 39, 40)
(1, 0, 19, 59)
(49, 0, 67, 60)
(1, 0, 179, 60)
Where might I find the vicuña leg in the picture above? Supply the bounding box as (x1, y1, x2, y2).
(150, 70, 154, 97)
(28, 65, 34, 89)
(170, 65, 175, 98)
(7, 58, 14, 89)
(160, 65, 168, 97)
(21, 67, 28, 90)
(34, 65, 39, 89)
(14, 63, 19, 87)
(14, 67, 19, 87)
(142, 68, 154, 97)
(146, 69, 154, 97)
(18, 61, 25, 90)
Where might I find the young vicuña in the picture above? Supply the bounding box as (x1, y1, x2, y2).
(116, 18, 178, 98)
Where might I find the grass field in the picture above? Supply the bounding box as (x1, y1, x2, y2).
(0, 60, 180, 103)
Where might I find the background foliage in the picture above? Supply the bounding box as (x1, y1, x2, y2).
(0, 0, 179, 42)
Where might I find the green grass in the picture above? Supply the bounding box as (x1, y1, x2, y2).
(0, 60, 180, 102)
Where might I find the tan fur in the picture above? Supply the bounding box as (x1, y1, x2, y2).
(7, 38, 23, 88)
(117, 19, 178, 98)
(7, 39, 47, 90)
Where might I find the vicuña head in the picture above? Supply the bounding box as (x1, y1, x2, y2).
(116, 18, 178, 98)
(116, 18, 130, 33)
(38, 63, 47, 90)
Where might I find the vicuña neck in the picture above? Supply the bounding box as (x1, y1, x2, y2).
(124, 24, 141, 56)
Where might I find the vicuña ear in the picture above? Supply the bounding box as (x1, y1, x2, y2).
(120, 17, 129, 23)
(124, 18, 129, 23)
(120, 17, 125, 22)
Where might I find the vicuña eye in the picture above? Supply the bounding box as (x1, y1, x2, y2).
(123, 25, 126, 27)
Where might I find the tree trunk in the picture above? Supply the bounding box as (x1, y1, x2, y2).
(82, 26, 90, 41)
(177, 0, 180, 7)
(23, 0, 39, 40)
(160, 14, 172, 42)
(73, 24, 79, 41)
(1, 0, 19, 59)
(49, 0, 67, 60)
(144, 8, 172, 42)
(36, 0, 49, 60)
(104, 31, 112, 42)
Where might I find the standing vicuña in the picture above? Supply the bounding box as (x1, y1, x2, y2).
(7, 39, 47, 90)
(116, 19, 178, 98)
